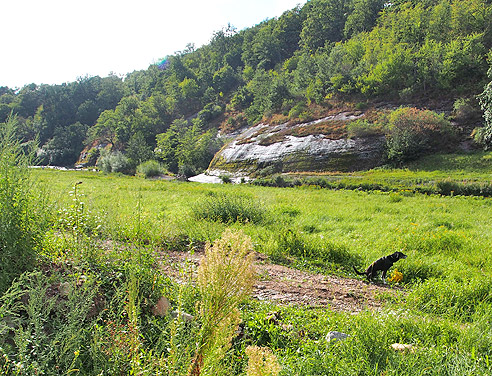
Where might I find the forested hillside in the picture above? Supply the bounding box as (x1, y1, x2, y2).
(2, 0, 492, 174)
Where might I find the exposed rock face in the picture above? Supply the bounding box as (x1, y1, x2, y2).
(209, 114, 386, 173)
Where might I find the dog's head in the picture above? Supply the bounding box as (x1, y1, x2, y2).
(391, 251, 407, 260)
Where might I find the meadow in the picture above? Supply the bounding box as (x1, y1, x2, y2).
(1, 159, 492, 375)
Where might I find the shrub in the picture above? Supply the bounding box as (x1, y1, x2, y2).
(0, 116, 45, 294)
(136, 160, 164, 178)
(384, 107, 455, 165)
(0, 271, 98, 373)
(193, 194, 267, 224)
(453, 98, 481, 123)
(288, 102, 307, 120)
(98, 151, 131, 174)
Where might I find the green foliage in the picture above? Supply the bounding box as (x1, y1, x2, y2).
(407, 278, 492, 321)
(0, 116, 45, 294)
(192, 193, 267, 224)
(155, 118, 221, 176)
(478, 55, 492, 148)
(0, 271, 97, 374)
(97, 150, 131, 174)
(136, 159, 165, 178)
(2, 0, 492, 169)
(385, 107, 455, 165)
(126, 131, 154, 168)
(344, 0, 385, 39)
(437, 178, 492, 197)
(9, 166, 492, 375)
(346, 119, 383, 138)
(299, 0, 348, 52)
(266, 228, 357, 271)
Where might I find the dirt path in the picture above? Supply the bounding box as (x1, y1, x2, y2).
(158, 249, 404, 313)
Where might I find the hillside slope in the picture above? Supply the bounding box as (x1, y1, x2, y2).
(1, 0, 491, 173)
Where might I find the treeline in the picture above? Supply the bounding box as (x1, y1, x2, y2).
(1, 0, 492, 172)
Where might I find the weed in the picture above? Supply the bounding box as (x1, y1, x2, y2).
(407, 278, 492, 322)
(0, 115, 45, 294)
(189, 229, 256, 375)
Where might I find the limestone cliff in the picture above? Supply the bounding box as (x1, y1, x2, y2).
(209, 112, 386, 174)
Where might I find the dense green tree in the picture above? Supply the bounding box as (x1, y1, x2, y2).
(155, 118, 221, 175)
(39, 122, 88, 166)
(299, 0, 348, 52)
(126, 131, 154, 167)
(3, 0, 492, 170)
(212, 64, 238, 93)
(344, 0, 385, 39)
(478, 56, 492, 147)
(155, 118, 188, 173)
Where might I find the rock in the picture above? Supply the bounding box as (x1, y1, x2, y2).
(171, 310, 194, 322)
(152, 296, 171, 317)
(209, 115, 385, 174)
(391, 343, 415, 353)
(326, 331, 350, 342)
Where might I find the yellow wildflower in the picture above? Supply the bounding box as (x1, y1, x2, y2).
(388, 268, 403, 283)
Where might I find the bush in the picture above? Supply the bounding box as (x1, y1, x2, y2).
(136, 160, 164, 178)
(0, 116, 45, 294)
(385, 108, 455, 165)
(453, 98, 481, 123)
(98, 151, 131, 174)
(192, 193, 266, 224)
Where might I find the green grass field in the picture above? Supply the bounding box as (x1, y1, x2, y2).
(33, 166, 492, 280)
(2, 158, 491, 375)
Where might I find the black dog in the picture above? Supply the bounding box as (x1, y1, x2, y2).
(353, 251, 407, 282)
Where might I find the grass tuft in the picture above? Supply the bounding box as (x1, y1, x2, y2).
(192, 193, 267, 224)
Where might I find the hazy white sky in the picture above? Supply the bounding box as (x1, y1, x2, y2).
(1, 0, 306, 88)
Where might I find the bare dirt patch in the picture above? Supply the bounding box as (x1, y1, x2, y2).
(158, 249, 404, 313)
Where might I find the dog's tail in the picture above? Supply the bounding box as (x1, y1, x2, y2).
(352, 266, 365, 276)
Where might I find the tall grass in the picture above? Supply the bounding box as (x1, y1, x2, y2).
(0, 115, 46, 294)
(192, 193, 267, 224)
(189, 230, 256, 376)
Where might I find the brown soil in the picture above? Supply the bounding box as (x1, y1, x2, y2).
(158, 249, 404, 313)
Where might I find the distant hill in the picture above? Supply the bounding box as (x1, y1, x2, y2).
(1, 0, 491, 174)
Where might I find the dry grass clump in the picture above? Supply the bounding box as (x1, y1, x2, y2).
(188, 229, 256, 376)
(245, 346, 281, 376)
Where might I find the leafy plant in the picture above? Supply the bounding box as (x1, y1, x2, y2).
(98, 150, 131, 174)
(136, 159, 165, 178)
(385, 107, 455, 165)
(0, 115, 45, 294)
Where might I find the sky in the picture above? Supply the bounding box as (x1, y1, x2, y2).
(1, 0, 307, 89)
